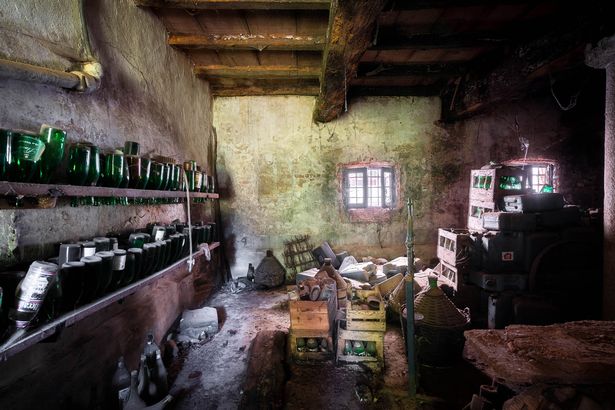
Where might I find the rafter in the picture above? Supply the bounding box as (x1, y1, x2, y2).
(134, 0, 330, 10)
(212, 85, 320, 96)
(169, 34, 325, 51)
(313, 0, 387, 122)
(194, 65, 320, 79)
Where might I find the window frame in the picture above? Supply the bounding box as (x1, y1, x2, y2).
(342, 166, 396, 210)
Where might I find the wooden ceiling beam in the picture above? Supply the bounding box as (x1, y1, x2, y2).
(194, 65, 321, 79)
(169, 33, 325, 51)
(382, 0, 550, 11)
(313, 0, 387, 122)
(349, 84, 442, 97)
(372, 30, 509, 51)
(134, 0, 330, 10)
(358, 62, 467, 77)
(212, 85, 320, 96)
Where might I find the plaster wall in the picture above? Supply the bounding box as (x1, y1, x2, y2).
(214, 93, 603, 279)
(0, 0, 213, 265)
(214, 96, 461, 278)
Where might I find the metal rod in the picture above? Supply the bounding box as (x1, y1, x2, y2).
(405, 197, 417, 397)
(0, 58, 81, 89)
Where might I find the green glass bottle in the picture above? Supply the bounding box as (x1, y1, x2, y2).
(138, 157, 151, 189)
(37, 125, 66, 183)
(10, 132, 46, 182)
(1, 128, 14, 181)
(67, 143, 91, 186)
(104, 153, 124, 188)
(86, 145, 101, 186)
(148, 161, 165, 190)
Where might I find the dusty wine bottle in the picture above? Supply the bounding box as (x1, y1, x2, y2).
(11, 261, 59, 329)
(111, 356, 131, 409)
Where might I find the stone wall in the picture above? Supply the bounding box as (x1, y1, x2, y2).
(0, 0, 213, 265)
(214, 91, 603, 279)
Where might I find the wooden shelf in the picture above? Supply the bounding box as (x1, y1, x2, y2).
(0, 241, 220, 362)
(0, 181, 219, 199)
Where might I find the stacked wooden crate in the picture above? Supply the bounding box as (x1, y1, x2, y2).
(468, 167, 529, 231)
(336, 289, 386, 370)
(287, 289, 337, 362)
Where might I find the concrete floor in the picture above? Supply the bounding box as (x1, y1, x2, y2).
(167, 286, 486, 410)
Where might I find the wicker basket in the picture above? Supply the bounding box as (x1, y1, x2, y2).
(412, 275, 471, 365)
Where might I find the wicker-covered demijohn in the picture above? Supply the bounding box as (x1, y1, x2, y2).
(413, 275, 470, 366)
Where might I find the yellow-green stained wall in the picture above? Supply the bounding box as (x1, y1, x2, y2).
(214, 96, 467, 277)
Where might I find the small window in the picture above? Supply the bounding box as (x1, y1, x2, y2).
(503, 159, 558, 193)
(343, 166, 395, 209)
(529, 164, 554, 193)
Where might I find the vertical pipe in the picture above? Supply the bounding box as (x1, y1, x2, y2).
(405, 198, 417, 397)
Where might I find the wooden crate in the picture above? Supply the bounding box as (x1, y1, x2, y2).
(346, 289, 386, 332)
(467, 199, 496, 232)
(336, 323, 384, 371)
(288, 329, 333, 362)
(437, 228, 475, 268)
(288, 290, 337, 332)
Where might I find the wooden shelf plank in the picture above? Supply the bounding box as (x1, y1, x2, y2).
(0, 181, 219, 199)
(0, 242, 220, 362)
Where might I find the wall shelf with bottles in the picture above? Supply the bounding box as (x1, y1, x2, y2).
(0, 181, 219, 200)
(0, 242, 219, 362)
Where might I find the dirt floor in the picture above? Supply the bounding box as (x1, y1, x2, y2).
(167, 286, 489, 410)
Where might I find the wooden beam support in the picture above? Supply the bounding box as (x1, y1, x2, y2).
(382, 0, 552, 11)
(372, 30, 509, 51)
(358, 62, 467, 77)
(134, 0, 330, 10)
(194, 65, 321, 79)
(169, 33, 325, 51)
(313, 0, 387, 122)
(349, 84, 442, 97)
(212, 85, 320, 96)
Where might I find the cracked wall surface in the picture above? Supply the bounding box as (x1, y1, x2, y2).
(214, 94, 603, 279)
(0, 0, 213, 266)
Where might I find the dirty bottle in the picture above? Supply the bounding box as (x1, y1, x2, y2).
(125, 370, 146, 410)
(152, 349, 169, 400)
(137, 354, 150, 401)
(111, 356, 131, 409)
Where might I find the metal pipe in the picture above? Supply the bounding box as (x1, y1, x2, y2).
(0, 58, 81, 89)
(405, 197, 417, 397)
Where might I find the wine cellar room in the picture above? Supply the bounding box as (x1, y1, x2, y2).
(0, 0, 614, 409)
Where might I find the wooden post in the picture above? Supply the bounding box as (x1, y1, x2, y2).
(405, 198, 417, 397)
(586, 35, 615, 319)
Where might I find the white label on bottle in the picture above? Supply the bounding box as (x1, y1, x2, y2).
(118, 387, 130, 403)
(83, 247, 96, 257)
(113, 254, 126, 270)
(16, 298, 43, 312)
(155, 230, 165, 241)
(19, 272, 53, 301)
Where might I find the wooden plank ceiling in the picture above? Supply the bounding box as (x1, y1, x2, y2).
(135, 0, 575, 121)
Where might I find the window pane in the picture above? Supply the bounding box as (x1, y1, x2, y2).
(384, 171, 393, 206)
(530, 165, 550, 192)
(367, 168, 382, 207)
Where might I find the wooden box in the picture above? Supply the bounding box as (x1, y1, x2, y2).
(288, 329, 333, 362)
(345, 289, 386, 332)
(467, 199, 496, 232)
(288, 290, 337, 332)
(469, 167, 529, 205)
(437, 228, 475, 268)
(336, 323, 384, 371)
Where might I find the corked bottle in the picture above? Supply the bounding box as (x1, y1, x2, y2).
(319, 258, 347, 308)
